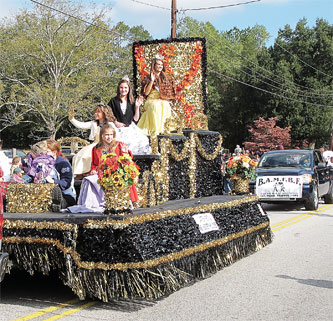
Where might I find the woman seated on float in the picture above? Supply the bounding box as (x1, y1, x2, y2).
(137, 55, 176, 136)
(108, 76, 151, 155)
(67, 124, 138, 213)
(44, 139, 76, 210)
(69, 104, 116, 178)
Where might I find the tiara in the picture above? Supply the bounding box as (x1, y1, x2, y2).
(121, 75, 130, 82)
(155, 54, 164, 61)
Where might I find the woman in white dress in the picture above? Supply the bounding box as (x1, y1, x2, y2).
(69, 104, 116, 177)
(108, 76, 151, 155)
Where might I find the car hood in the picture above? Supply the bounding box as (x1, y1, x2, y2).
(256, 167, 311, 176)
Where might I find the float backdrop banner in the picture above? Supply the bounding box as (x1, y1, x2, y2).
(132, 38, 208, 129)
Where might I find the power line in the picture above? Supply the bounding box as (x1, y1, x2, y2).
(219, 55, 331, 100)
(127, 0, 170, 10)
(213, 48, 333, 99)
(27, 0, 333, 104)
(29, 0, 136, 41)
(205, 31, 333, 95)
(181, 0, 261, 12)
(208, 68, 333, 108)
(274, 41, 332, 78)
(178, 10, 332, 95)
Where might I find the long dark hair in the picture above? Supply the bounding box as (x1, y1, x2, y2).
(96, 123, 116, 150)
(116, 79, 134, 105)
(151, 58, 166, 83)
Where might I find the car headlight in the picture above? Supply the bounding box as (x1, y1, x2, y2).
(301, 174, 312, 184)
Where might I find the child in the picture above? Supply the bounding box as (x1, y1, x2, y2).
(10, 167, 25, 184)
(10, 156, 22, 175)
(23, 140, 55, 184)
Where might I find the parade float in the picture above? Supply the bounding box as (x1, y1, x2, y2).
(2, 38, 272, 301)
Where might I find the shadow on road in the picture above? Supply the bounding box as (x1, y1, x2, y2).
(0, 269, 156, 312)
(276, 274, 333, 289)
(261, 202, 305, 212)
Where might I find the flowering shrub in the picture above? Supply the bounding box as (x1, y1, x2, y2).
(226, 154, 258, 180)
(97, 153, 140, 190)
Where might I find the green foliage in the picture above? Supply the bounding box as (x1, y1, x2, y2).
(179, 17, 332, 150)
(178, 17, 270, 148)
(268, 18, 333, 147)
(0, 5, 331, 151)
(0, 0, 151, 145)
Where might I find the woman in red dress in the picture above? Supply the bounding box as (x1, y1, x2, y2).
(67, 124, 138, 213)
(90, 124, 138, 202)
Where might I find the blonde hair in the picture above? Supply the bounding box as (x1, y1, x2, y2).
(96, 124, 116, 149)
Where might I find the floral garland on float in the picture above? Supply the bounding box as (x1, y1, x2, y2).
(133, 38, 208, 130)
(225, 155, 258, 194)
(98, 152, 140, 215)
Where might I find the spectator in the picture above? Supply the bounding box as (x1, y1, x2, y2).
(322, 145, 333, 166)
(10, 156, 22, 175)
(10, 167, 25, 184)
(234, 145, 242, 155)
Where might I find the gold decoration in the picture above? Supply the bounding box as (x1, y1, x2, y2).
(134, 40, 205, 130)
(57, 136, 90, 146)
(232, 178, 250, 194)
(104, 186, 131, 215)
(194, 133, 223, 160)
(192, 113, 208, 130)
(3, 220, 269, 271)
(168, 138, 190, 161)
(150, 135, 159, 154)
(136, 132, 223, 207)
(84, 196, 259, 229)
(4, 219, 75, 231)
(57, 136, 90, 155)
(6, 184, 57, 213)
(148, 180, 156, 207)
(159, 138, 171, 203)
(188, 133, 197, 199)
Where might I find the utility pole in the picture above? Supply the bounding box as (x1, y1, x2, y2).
(171, 0, 177, 38)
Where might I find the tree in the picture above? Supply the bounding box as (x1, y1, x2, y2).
(243, 117, 291, 152)
(178, 17, 270, 148)
(267, 18, 333, 147)
(178, 17, 332, 150)
(0, 0, 151, 145)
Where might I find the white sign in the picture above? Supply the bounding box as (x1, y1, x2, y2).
(193, 213, 219, 234)
(256, 176, 303, 199)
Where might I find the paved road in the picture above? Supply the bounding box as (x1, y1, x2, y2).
(0, 202, 332, 321)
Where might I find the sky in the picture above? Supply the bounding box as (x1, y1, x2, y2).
(0, 0, 332, 46)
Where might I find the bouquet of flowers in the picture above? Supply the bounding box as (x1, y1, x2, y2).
(225, 154, 257, 180)
(97, 152, 140, 190)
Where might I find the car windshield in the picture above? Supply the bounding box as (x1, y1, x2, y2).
(258, 152, 311, 168)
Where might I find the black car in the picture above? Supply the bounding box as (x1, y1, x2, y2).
(250, 149, 333, 210)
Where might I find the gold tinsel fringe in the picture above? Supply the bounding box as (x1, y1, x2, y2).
(3, 226, 272, 301)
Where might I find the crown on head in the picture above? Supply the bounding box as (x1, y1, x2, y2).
(155, 54, 164, 61)
(121, 75, 130, 82)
